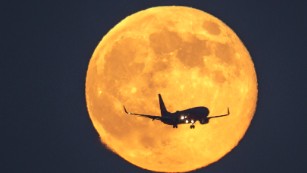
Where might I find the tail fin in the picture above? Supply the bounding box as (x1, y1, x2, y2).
(158, 94, 169, 116)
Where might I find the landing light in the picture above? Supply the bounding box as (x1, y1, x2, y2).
(191, 120, 194, 123)
(180, 115, 185, 120)
(185, 120, 189, 123)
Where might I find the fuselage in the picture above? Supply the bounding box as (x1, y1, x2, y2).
(161, 106, 209, 126)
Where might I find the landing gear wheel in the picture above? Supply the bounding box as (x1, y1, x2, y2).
(173, 125, 178, 128)
(190, 125, 195, 129)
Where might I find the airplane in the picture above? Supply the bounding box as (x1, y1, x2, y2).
(123, 94, 230, 129)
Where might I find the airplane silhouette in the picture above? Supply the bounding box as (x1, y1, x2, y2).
(123, 94, 230, 129)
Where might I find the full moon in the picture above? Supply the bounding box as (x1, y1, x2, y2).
(86, 6, 257, 173)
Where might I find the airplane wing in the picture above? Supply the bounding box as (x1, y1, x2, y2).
(123, 106, 162, 121)
(208, 108, 230, 119)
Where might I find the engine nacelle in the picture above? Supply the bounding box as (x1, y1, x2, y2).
(200, 118, 209, 124)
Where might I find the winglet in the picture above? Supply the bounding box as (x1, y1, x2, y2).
(123, 106, 130, 115)
(208, 107, 230, 119)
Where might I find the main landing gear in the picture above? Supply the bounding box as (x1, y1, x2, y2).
(173, 124, 195, 129)
(190, 119, 196, 129)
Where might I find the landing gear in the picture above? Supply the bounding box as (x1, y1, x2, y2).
(173, 124, 178, 128)
(190, 125, 195, 129)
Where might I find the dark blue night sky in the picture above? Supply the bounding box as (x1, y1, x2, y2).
(1, 1, 306, 172)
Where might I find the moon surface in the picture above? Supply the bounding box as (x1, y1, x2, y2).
(86, 6, 257, 173)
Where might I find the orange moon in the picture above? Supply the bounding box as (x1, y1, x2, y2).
(86, 6, 257, 173)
